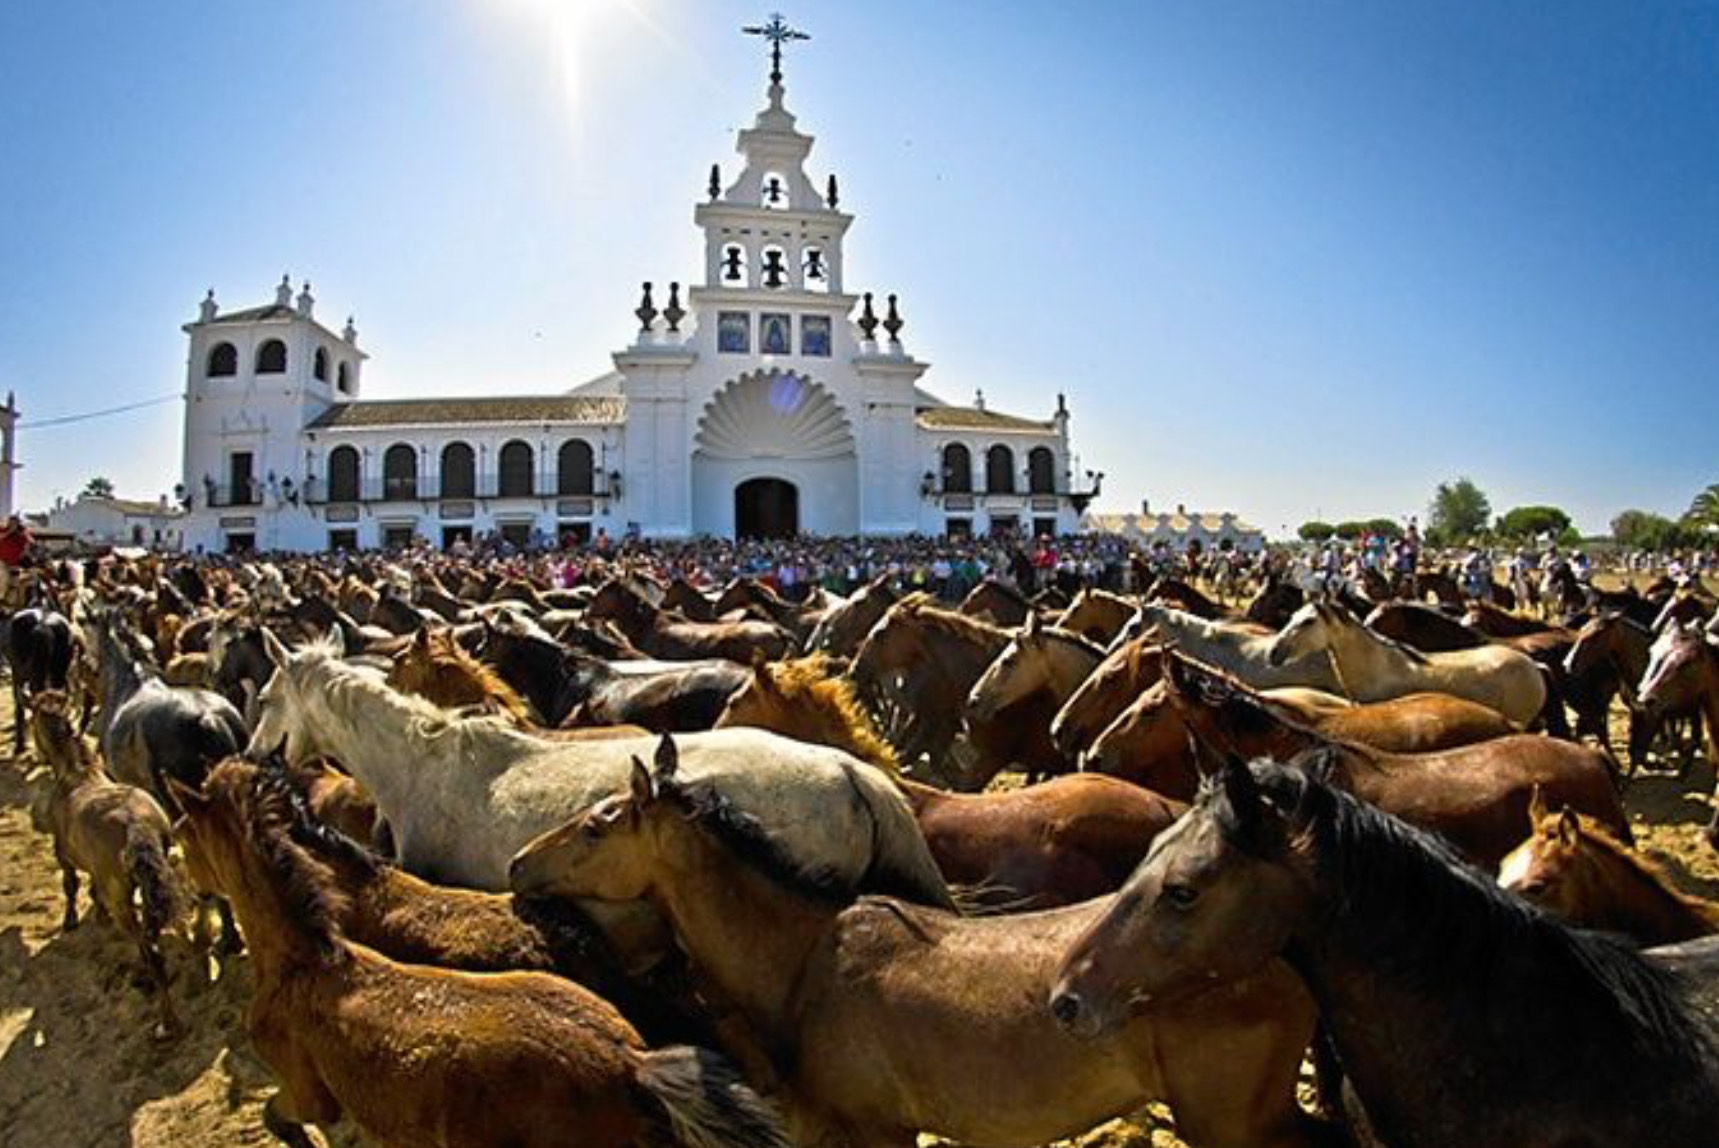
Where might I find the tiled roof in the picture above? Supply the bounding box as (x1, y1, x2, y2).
(84, 497, 183, 518)
(307, 396, 627, 429)
(915, 405, 1055, 433)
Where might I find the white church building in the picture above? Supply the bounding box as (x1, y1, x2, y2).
(177, 22, 1093, 554)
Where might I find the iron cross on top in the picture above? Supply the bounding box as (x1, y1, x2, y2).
(743, 14, 809, 85)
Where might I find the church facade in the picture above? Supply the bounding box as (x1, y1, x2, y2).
(177, 36, 1090, 554)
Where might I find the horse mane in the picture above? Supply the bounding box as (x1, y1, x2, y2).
(657, 774, 853, 905)
(1321, 602, 1430, 665)
(966, 579, 1032, 611)
(1224, 761, 1712, 1058)
(205, 761, 351, 962)
(405, 629, 535, 723)
(273, 761, 386, 881)
(1035, 625, 1107, 662)
(761, 655, 898, 771)
(894, 593, 1011, 647)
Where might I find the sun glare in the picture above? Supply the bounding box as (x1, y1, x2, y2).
(490, 0, 648, 127)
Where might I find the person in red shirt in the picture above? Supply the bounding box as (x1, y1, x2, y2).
(0, 516, 32, 604)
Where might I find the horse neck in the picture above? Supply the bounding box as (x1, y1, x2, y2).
(302, 672, 456, 814)
(645, 814, 835, 1038)
(1576, 839, 1719, 943)
(223, 849, 343, 984)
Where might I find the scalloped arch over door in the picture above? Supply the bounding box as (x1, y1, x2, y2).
(695, 371, 854, 460)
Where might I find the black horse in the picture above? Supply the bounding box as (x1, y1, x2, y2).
(4, 607, 77, 752)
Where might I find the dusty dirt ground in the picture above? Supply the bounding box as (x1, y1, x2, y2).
(0, 690, 1712, 1148)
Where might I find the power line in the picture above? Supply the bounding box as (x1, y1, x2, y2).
(18, 392, 181, 430)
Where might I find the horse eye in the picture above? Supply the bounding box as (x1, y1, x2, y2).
(1163, 884, 1199, 909)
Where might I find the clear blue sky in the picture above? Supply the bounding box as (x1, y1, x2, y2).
(3, 1, 1715, 537)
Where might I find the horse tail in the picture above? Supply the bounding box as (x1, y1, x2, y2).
(633, 1045, 792, 1148)
(123, 822, 183, 947)
(1534, 664, 1572, 740)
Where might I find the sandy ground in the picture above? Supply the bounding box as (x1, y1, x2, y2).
(0, 691, 1712, 1148)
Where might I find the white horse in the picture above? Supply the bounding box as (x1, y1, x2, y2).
(1272, 600, 1547, 725)
(248, 631, 953, 910)
(1142, 604, 1345, 692)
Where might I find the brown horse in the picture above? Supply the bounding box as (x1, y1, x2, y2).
(1499, 789, 1719, 945)
(511, 751, 1331, 1148)
(897, 775, 1183, 909)
(1363, 602, 1486, 653)
(387, 626, 537, 724)
(662, 577, 719, 622)
(1084, 661, 1515, 798)
(958, 579, 1035, 627)
(1049, 633, 1163, 760)
(1639, 624, 1719, 847)
(806, 574, 899, 657)
(284, 756, 383, 849)
(714, 653, 898, 770)
(169, 761, 790, 1148)
(587, 578, 793, 663)
(29, 691, 185, 1040)
(1160, 652, 1627, 868)
(850, 593, 1012, 783)
(965, 615, 1106, 785)
(1054, 589, 1137, 646)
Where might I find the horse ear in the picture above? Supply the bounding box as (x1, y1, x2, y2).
(261, 627, 290, 668)
(628, 755, 656, 806)
(413, 627, 431, 649)
(1024, 610, 1041, 637)
(653, 733, 679, 784)
(1185, 728, 1227, 778)
(1528, 783, 1548, 827)
(1219, 754, 1263, 827)
(324, 625, 349, 657)
(1556, 807, 1580, 845)
(749, 647, 769, 673)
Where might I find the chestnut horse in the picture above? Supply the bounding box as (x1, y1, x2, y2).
(1050, 633, 1164, 761)
(1499, 791, 1719, 946)
(511, 751, 1331, 1148)
(1054, 589, 1137, 646)
(896, 775, 1183, 909)
(387, 626, 537, 724)
(1639, 623, 1719, 847)
(714, 653, 898, 770)
(171, 762, 790, 1148)
(1051, 757, 1719, 1148)
(1159, 653, 1625, 868)
(965, 615, 1106, 785)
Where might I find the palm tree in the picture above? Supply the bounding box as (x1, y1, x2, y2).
(1685, 483, 1719, 534)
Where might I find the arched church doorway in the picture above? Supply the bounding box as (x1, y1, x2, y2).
(735, 478, 798, 539)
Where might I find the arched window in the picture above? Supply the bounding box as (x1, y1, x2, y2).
(207, 342, 237, 378)
(256, 339, 287, 374)
(557, 439, 594, 496)
(986, 445, 1016, 495)
(383, 443, 418, 501)
(326, 445, 360, 503)
(313, 347, 329, 381)
(439, 442, 474, 499)
(498, 440, 534, 497)
(336, 361, 352, 394)
(941, 443, 972, 495)
(1028, 447, 1056, 495)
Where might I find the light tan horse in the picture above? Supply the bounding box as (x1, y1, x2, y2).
(511, 746, 1331, 1148)
(1054, 589, 1137, 646)
(1500, 788, 1719, 946)
(1271, 600, 1548, 726)
(170, 761, 791, 1148)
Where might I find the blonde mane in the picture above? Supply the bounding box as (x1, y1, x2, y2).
(765, 655, 898, 771)
(390, 628, 536, 724)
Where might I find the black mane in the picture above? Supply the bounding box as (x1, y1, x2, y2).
(658, 776, 853, 906)
(1212, 761, 1711, 1058)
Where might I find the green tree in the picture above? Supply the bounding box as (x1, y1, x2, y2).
(1610, 509, 1684, 552)
(1334, 520, 1367, 541)
(1364, 518, 1403, 540)
(1298, 520, 1336, 542)
(1684, 483, 1719, 534)
(1495, 505, 1572, 541)
(81, 476, 115, 499)
(1428, 478, 1492, 545)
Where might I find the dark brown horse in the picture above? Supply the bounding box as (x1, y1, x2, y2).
(1363, 602, 1486, 653)
(1160, 652, 1626, 868)
(586, 578, 792, 663)
(1051, 757, 1719, 1148)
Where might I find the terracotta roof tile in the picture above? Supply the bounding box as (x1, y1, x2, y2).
(307, 396, 626, 429)
(915, 405, 1054, 433)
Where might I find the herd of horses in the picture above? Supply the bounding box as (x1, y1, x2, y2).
(2, 551, 1718, 1147)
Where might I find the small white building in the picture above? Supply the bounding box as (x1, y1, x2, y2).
(175, 28, 1091, 554)
(1084, 500, 1266, 553)
(45, 492, 186, 551)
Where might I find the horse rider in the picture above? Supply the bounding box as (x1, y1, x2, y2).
(0, 515, 33, 607)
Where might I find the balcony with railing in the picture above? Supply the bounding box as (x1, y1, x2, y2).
(303, 469, 618, 507)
